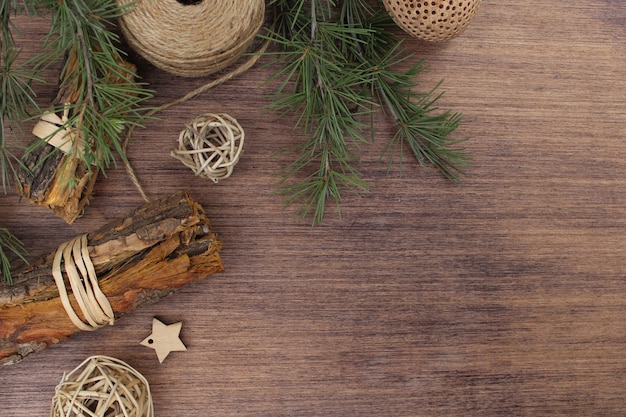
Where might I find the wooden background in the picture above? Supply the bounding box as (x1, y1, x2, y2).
(2, 1, 626, 415)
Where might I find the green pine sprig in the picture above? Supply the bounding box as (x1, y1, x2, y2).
(264, 0, 469, 225)
(1, 0, 42, 192)
(0, 0, 44, 283)
(26, 0, 153, 178)
(0, 226, 28, 284)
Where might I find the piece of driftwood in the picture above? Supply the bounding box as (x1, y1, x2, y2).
(16, 48, 136, 224)
(0, 191, 223, 365)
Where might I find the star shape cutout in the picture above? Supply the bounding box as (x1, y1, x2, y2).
(141, 318, 187, 363)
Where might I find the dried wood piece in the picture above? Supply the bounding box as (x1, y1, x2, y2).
(0, 191, 224, 365)
(17, 142, 98, 224)
(17, 49, 136, 224)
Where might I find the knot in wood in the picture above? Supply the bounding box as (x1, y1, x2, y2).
(171, 113, 245, 183)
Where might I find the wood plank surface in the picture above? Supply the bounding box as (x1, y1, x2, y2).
(1, 1, 625, 415)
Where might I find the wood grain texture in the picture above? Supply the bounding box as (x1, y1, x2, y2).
(1, 1, 625, 415)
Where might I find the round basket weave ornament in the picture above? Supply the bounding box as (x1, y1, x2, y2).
(51, 355, 153, 417)
(116, 0, 265, 77)
(383, 0, 481, 42)
(171, 113, 244, 183)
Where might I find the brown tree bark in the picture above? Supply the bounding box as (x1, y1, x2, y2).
(0, 191, 224, 365)
(16, 48, 137, 223)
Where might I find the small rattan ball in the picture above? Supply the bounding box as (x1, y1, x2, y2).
(171, 113, 244, 183)
(383, 0, 481, 42)
(51, 356, 153, 417)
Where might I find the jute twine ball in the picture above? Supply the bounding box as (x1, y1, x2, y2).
(171, 113, 244, 183)
(383, 0, 481, 42)
(51, 356, 153, 417)
(116, 0, 265, 77)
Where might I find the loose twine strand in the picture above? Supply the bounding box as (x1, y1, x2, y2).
(32, 39, 268, 203)
(52, 234, 114, 331)
(51, 355, 154, 417)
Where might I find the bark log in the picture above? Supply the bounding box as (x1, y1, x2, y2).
(17, 142, 98, 224)
(0, 191, 224, 365)
(16, 48, 136, 224)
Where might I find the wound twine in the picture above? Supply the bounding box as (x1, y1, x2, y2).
(171, 113, 244, 183)
(52, 235, 115, 331)
(116, 0, 265, 77)
(51, 355, 153, 417)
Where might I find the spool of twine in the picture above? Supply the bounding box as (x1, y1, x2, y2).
(51, 356, 153, 417)
(116, 0, 265, 77)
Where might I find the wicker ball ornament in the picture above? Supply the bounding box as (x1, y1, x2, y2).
(171, 113, 244, 183)
(383, 0, 481, 42)
(51, 356, 153, 417)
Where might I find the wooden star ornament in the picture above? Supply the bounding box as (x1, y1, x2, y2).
(141, 318, 187, 363)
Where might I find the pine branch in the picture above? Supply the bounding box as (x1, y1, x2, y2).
(1, 0, 153, 195)
(0, 226, 28, 284)
(264, 0, 469, 225)
(0, 1, 45, 281)
(25, 0, 153, 174)
(0, 0, 42, 192)
(265, 0, 377, 224)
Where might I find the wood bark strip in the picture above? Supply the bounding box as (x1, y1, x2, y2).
(16, 48, 136, 224)
(17, 143, 98, 224)
(0, 191, 224, 365)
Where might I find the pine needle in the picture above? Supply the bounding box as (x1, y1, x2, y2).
(0, 227, 28, 285)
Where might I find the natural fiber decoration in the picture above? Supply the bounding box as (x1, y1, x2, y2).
(51, 355, 153, 417)
(383, 0, 481, 42)
(171, 113, 244, 183)
(116, 0, 265, 77)
(32, 105, 86, 155)
(52, 235, 115, 331)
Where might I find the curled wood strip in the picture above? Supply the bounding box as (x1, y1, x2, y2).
(52, 235, 115, 331)
(31, 105, 85, 155)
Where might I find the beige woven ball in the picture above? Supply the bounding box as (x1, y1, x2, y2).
(383, 0, 481, 42)
(51, 356, 153, 417)
(171, 113, 244, 183)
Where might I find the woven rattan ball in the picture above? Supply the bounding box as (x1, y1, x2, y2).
(116, 0, 265, 77)
(171, 113, 244, 183)
(383, 0, 481, 42)
(51, 356, 153, 417)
